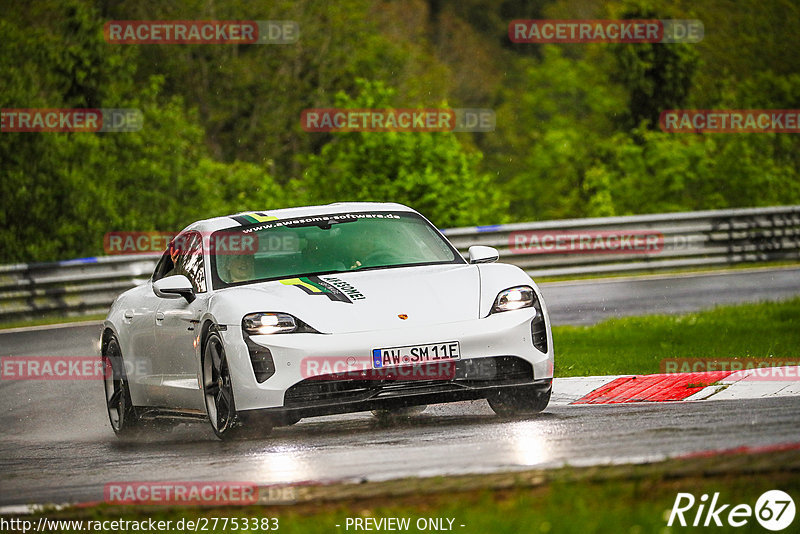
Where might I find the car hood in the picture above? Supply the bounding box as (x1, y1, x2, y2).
(212, 264, 480, 333)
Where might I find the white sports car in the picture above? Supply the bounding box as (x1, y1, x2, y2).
(102, 203, 554, 439)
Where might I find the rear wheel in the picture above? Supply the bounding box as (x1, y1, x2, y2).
(202, 329, 272, 440)
(372, 405, 427, 421)
(102, 336, 142, 436)
(488, 385, 551, 417)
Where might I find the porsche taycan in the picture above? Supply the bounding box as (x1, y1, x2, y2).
(101, 202, 553, 439)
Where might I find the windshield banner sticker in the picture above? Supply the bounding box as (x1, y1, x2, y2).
(241, 212, 400, 233)
(231, 212, 279, 226)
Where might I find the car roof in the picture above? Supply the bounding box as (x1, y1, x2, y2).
(182, 202, 419, 233)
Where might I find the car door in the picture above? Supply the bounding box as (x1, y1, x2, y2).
(152, 231, 208, 411)
(124, 253, 170, 407)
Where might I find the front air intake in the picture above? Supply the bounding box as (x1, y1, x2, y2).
(531, 293, 548, 353)
(244, 337, 276, 383)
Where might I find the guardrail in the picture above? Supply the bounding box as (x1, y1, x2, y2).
(1, 205, 798, 322)
(0, 255, 160, 321)
(443, 205, 800, 278)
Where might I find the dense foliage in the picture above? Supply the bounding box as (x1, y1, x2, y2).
(1, 0, 798, 262)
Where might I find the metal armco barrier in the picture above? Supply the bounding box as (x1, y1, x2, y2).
(0, 255, 160, 321)
(1, 206, 799, 321)
(443, 205, 800, 277)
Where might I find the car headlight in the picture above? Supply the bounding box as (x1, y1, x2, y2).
(242, 312, 309, 335)
(491, 286, 536, 314)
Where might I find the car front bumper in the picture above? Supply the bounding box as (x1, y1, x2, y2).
(221, 307, 553, 413)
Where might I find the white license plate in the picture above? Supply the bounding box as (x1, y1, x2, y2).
(372, 341, 460, 369)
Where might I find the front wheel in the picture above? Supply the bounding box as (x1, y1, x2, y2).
(488, 385, 551, 417)
(202, 329, 272, 440)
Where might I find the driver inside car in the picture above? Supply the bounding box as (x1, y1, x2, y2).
(347, 224, 393, 270)
(221, 254, 255, 283)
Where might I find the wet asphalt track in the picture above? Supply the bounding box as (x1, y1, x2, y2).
(1, 267, 799, 506)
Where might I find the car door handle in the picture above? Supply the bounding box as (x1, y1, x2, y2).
(124, 310, 134, 319)
(155, 312, 165, 324)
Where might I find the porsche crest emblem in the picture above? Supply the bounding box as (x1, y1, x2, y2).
(397, 314, 408, 320)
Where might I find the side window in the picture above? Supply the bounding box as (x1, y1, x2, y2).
(152, 250, 176, 282)
(173, 231, 207, 293)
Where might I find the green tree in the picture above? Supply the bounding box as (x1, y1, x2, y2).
(301, 79, 507, 228)
(0, 2, 288, 262)
(102, 0, 451, 180)
(491, 46, 625, 220)
(607, 1, 699, 130)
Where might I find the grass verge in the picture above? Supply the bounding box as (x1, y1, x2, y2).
(534, 260, 800, 284)
(0, 314, 106, 331)
(19, 447, 800, 533)
(553, 297, 800, 377)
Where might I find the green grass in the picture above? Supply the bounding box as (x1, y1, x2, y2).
(262, 474, 796, 534)
(23, 449, 800, 533)
(534, 260, 800, 283)
(554, 297, 800, 377)
(0, 314, 106, 331)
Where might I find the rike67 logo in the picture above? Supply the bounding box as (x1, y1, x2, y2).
(668, 490, 795, 530)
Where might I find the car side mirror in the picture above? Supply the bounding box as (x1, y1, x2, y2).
(153, 274, 196, 303)
(468, 245, 499, 264)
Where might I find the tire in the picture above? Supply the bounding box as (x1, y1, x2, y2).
(372, 405, 427, 420)
(488, 385, 551, 417)
(202, 328, 272, 440)
(102, 336, 142, 437)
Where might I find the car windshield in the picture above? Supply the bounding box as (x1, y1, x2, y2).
(211, 211, 462, 288)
